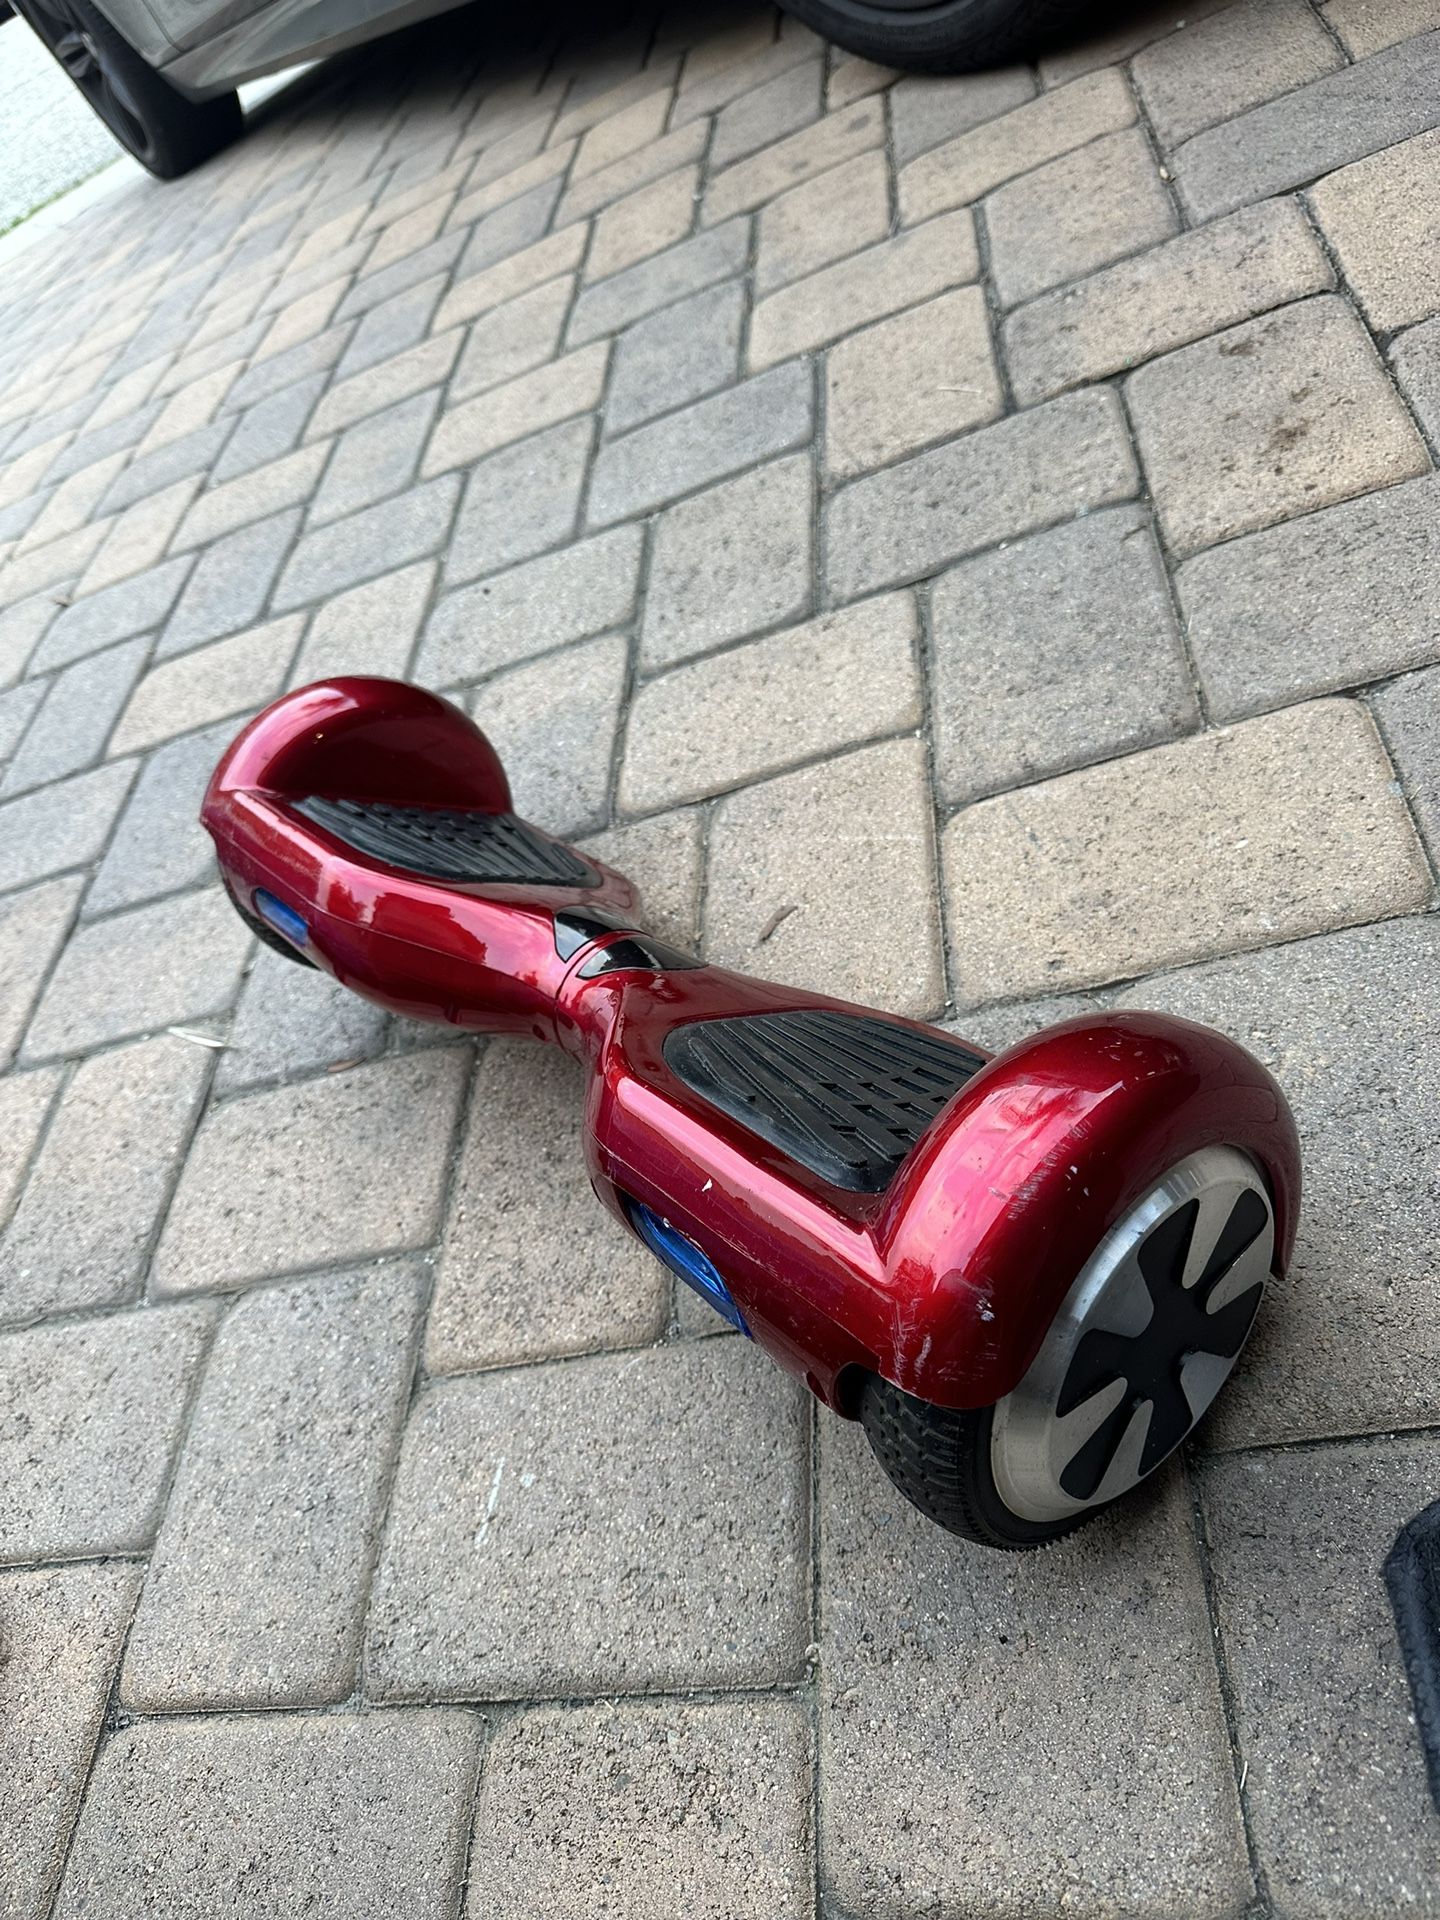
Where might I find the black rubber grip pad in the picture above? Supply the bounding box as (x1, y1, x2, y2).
(1385, 1498, 1440, 1816)
(295, 797, 599, 887)
(663, 1009, 986, 1193)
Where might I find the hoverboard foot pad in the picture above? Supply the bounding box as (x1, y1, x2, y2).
(295, 796, 599, 887)
(664, 1008, 985, 1193)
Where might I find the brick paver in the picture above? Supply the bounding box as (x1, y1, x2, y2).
(0, 5, 1438, 1913)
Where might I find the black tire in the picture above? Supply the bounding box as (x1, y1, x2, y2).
(15, 0, 242, 178)
(859, 1375, 1083, 1550)
(776, 0, 1088, 74)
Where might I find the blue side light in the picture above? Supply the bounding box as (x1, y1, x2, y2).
(628, 1200, 751, 1337)
(253, 889, 309, 951)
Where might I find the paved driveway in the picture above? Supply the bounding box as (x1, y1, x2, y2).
(1, 3, 1439, 1914)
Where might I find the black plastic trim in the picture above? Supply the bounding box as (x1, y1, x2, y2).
(294, 796, 600, 887)
(663, 1008, 986, 1193)
(577, 935, 703, 977)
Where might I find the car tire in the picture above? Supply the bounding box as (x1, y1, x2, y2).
(776, 0, 1088, 73)
(15, 0, 241, 178)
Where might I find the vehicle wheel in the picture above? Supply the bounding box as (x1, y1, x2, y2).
(860, 1146, 1275, 1547)
(15, 0, 241, 178)
(776, 0, 1087, 73)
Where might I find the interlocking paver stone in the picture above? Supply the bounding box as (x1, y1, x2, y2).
(111, 615, 300, 757)
(585, 165, 698, 283)
(567, 218, 750, 346)
(458, 176, 566, 275)
(820, 1419, 1251, 1919)
(98, 418, 236, 518)
(217, 944, 390, 1091)
(888, 65, 1034, 167)
(335, 229, 465, 323)
(153, 1047, 467, 1294)
(1173, 31, 1440, 221)
(641, 453, 811, 671)
(1, 638, 146, 798)
(1200, 1438, 1440, 1913)
(704, 97, 884, 224)
(87, 719, 235, 914)
(573, 88, 670, 175)
(310, 389, 438, 526)
(0, 1564, 139, 1920)
(985, 126, 1177, 309)
(1308, 127, 1440, 333)
(0, 1069, 58, 1226)
(466, 1701, 811, 1920)
(229, 319, 354, 412)
(1134, 0, 1340, 147)
(711, 56, 820, 169)
(750, 209, 977, 369)
(899, 68, 1136, 224)
(1127, 295, 1428, 558)
(210, 372, 327, 484)
(445, 419, 589, 584)
(334, 274, 445, 382)
(1116, 914, 1440, 1446)
(468, 630, 627, 834)
(76, 476, 201, 597)
(0, 762, 134, 896)
(426, 1040, 669, 1373)
(0, 1302, 214, 1561)
(435, 225, 587, 335)
(157, 509, 300, 660)
(419, 526, 640, 685)
(755, 149, 889, 295)
(0, 594, 59, 688)
(171, 442, 331, 553)
(0, 1035, 210, 1327)
(825, 386, 1137, 601)
(588, 363, 812, 526)
(1375, 662, 1440, 853)
(0, 876, 79, 1068)
(606, 281, 743, 435)
(1180, 471, 1440, 719)
(55, 1710, 480, 1919)
(623, 594, 920, 813)
(25, 883, 249, 1059)
(123, 1261, 424, 1711)
(578, 804, 704, 949)
(1392, 315, 1440, 446)
(706, 737, 943, 1018)
(825, 285, 1001, 479)
(558, 121, 708, 228)
(932, 506, 1197, 803)
(291, 557, 435, 684)
(944, 697, 1430, 1004)
(306, 329, 461, 441)
(1322, 0, 1440, 54)
(448, 143, 572, 230)
(0, 680, 44, 772)
(1005, 196, 1334, 404)
(424, 341, 607, 476)
(30, 554, 192, 674)
(366, 1339, 809, 1700)
(449, 275, 572, 403)
(275, 473, 460, 608)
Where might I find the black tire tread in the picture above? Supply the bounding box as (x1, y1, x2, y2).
(776, 0, 1090, 74)
(859, 1372, 1088, 1550)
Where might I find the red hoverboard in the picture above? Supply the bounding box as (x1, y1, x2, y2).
(204, 678, 1301, 1549)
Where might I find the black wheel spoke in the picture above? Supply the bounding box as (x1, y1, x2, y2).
(1054, 1190, 1268, 1495)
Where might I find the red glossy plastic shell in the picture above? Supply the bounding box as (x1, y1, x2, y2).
(204, 678, 1302, 1414)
